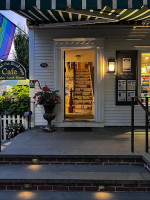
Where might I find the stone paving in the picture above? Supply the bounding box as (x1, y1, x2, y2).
(1, 127, 150, 161)
(0, 191, 150, 200)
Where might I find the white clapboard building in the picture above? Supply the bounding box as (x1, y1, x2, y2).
(2, 0, 150, 127)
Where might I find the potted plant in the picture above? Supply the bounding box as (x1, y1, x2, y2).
(33, 81, 61, 132)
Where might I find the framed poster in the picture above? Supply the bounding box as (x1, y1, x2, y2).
(127, 91, 135, 101)
(116, 50, 138, 105)
(118, 91, 126, 102)
(123, 58, 131, 71)
(118, 80, 126, 90)
(127, 80, 136, 90)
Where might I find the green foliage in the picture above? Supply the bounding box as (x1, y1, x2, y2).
(14, 30, 29, 78)
(5, 123, 25, 139)
(0, 86, 29, 116)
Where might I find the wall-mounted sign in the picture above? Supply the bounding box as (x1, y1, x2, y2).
(30, 80, 35, 88)
(123, 58, 131, 71)
(40, 63, 48, 68)
(118, 80, 126, 90)
(0, 61, 26, 80)
(116, 51, 138, 105)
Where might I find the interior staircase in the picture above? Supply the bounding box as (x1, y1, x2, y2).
(73, 68, 94, 115)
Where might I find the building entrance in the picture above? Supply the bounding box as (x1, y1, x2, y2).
(64, 50, 95, 121)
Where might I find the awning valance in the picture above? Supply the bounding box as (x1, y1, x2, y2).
(1, 0, 150, 10)
(1, 1, 150, 25)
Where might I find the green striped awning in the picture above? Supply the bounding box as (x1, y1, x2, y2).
(1, 0, 150, 10)
(1, 0, 150, 24)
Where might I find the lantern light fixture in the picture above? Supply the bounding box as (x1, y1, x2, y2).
(108, 58, 115, 73)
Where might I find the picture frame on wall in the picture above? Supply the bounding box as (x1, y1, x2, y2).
(118, 80, 126, 90)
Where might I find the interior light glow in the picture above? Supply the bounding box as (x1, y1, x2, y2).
(146, 57, 149, 60)
(141, 67, 147, 74)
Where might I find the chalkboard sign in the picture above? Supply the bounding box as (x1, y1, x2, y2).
(116, 51, 138, 105)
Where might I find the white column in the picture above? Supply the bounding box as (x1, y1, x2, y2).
(95, 44, 104, 123)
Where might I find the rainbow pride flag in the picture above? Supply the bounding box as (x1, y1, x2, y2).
(0, 14, 16, 60)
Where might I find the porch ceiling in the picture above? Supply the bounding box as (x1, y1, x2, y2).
(1, 1, 150, 25)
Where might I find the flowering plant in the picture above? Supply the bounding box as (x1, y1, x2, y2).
(33, 80, 61, 106)
(5, 123, 25, 139)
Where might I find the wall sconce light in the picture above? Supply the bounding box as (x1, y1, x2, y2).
(108, 58, 115, 73)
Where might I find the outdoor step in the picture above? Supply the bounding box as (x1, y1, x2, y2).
(0, 164, 149, 182)
(0, 191, 150, 200)
(0, 164, 149, 192)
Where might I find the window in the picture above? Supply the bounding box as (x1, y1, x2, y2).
(141, 53, 150, 97)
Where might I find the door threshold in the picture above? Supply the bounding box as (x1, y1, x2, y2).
(64, 119, 95, 122)
(53, 121, 104, 127)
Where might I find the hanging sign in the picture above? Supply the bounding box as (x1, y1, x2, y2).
(116, 51, 138, 105)
(0, 61, 26, 80)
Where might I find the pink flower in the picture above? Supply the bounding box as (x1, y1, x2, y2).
(52, 96, 55, 99)
(33, 96, 36, 99)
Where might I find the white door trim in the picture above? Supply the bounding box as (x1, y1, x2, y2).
(53, 38, 105, 127)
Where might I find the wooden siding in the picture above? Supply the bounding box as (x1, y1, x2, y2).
(31, 26, 150, 126)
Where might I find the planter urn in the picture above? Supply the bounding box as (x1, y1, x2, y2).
(43, 104, 56, 132)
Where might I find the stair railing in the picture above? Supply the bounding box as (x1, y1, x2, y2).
(69, 88, 73, 113)
(73, 64, 76, 100)
(131, 97, 150, 153)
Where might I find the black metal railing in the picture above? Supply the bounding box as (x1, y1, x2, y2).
(131, 97, 150, 153)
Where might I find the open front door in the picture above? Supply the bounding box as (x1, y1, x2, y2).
(64, 49, 95, 121)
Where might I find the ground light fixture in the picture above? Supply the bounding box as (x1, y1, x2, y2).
(32, 158, 40, 164)
(23, 184, 33, 190)
(108, 58, 115, 73)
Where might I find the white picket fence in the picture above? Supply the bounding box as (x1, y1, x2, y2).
(0, 115, 28, 141)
